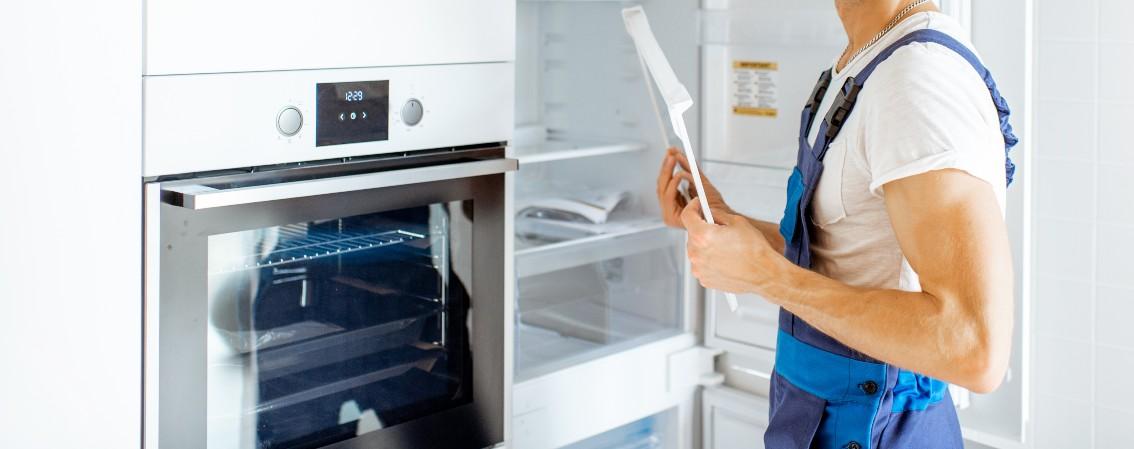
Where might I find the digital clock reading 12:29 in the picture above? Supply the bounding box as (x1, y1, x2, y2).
(315, 80, 390, 147)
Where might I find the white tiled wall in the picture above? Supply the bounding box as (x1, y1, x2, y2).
(1033, 0, 1134, 447)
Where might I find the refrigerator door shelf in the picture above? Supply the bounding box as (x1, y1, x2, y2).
(667, 346, 725, 392)
(701, 386, 771, 449)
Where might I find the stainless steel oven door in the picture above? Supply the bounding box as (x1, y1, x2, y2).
(144, 153, 514, 449)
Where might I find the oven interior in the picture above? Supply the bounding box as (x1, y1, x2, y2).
(206, 202, 473, 449)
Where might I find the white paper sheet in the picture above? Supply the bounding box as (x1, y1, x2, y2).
(622, 5, 739, 312)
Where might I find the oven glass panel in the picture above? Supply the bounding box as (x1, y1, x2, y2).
(205, 202, 473, 449)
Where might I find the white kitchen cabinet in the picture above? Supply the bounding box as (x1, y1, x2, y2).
(144, 0, 514, 75)
(510, 1, 1028, 449)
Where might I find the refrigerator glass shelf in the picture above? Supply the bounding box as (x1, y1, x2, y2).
(519, 0, 634, 3)
(514, 139, 647, 165)
(515, 219, 677, 278)
(211, 227, 427, 275)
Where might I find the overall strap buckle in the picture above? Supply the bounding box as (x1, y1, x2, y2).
(805, 70, 833, 112)
(824, 77, 863, 141)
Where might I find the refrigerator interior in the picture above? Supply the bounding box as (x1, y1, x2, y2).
(699, 0, 846, 168)
(512, 0, 701, 382)
(513, 0, 1027, 448)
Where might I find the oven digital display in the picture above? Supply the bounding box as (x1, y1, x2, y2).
(316, 80, 390, 147)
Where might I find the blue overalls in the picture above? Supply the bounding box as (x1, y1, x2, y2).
(767, 29, 1018, 449)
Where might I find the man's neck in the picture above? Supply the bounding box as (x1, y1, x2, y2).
(835, 0, 938, 70)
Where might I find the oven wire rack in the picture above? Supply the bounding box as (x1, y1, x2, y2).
(210, 226, 427, 275)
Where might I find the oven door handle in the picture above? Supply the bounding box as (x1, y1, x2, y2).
(162, 158, 518, 210)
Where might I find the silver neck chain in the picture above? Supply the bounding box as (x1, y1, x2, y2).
(843, 0, 931, 68)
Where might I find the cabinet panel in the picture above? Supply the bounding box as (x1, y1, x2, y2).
(146, 0, 514, 75)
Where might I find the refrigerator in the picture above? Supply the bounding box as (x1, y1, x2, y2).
(509, 1, 1028, 449)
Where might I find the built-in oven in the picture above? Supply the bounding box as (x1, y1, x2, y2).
(142, 62, 515, 449)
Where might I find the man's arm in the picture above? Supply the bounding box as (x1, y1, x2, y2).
(682, 168, 1013, 392)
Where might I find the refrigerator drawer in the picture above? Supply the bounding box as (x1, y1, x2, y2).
(561, 408, 677, 449)
(514, 230, 685, 381)
(513, 334, 695, 449)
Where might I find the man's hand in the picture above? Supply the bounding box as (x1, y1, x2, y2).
(681, 200, 779, 294)
(656, 147, 730, 228)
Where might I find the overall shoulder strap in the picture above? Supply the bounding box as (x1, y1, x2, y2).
(821, 29, 1019, 185)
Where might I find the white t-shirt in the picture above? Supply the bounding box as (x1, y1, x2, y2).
(807, 11, 1007, 291)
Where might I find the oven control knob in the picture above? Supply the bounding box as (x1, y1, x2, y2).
(276, 106, 303, 136)
(402, 99, 424, 126)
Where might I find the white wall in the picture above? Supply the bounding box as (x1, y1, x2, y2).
(969, 1, 1033, 445)
(0, 1, 142, 448)
(1031, 0, 1134, 447)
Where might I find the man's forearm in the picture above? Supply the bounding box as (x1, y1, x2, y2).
(745, 217, 785, 254)
(753, 254, 1004, 392)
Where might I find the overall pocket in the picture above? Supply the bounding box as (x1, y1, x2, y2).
(765, 371, 825, 449)
(779, 167, 806, 244)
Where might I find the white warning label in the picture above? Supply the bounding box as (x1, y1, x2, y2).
(732, 60, 779, 117)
